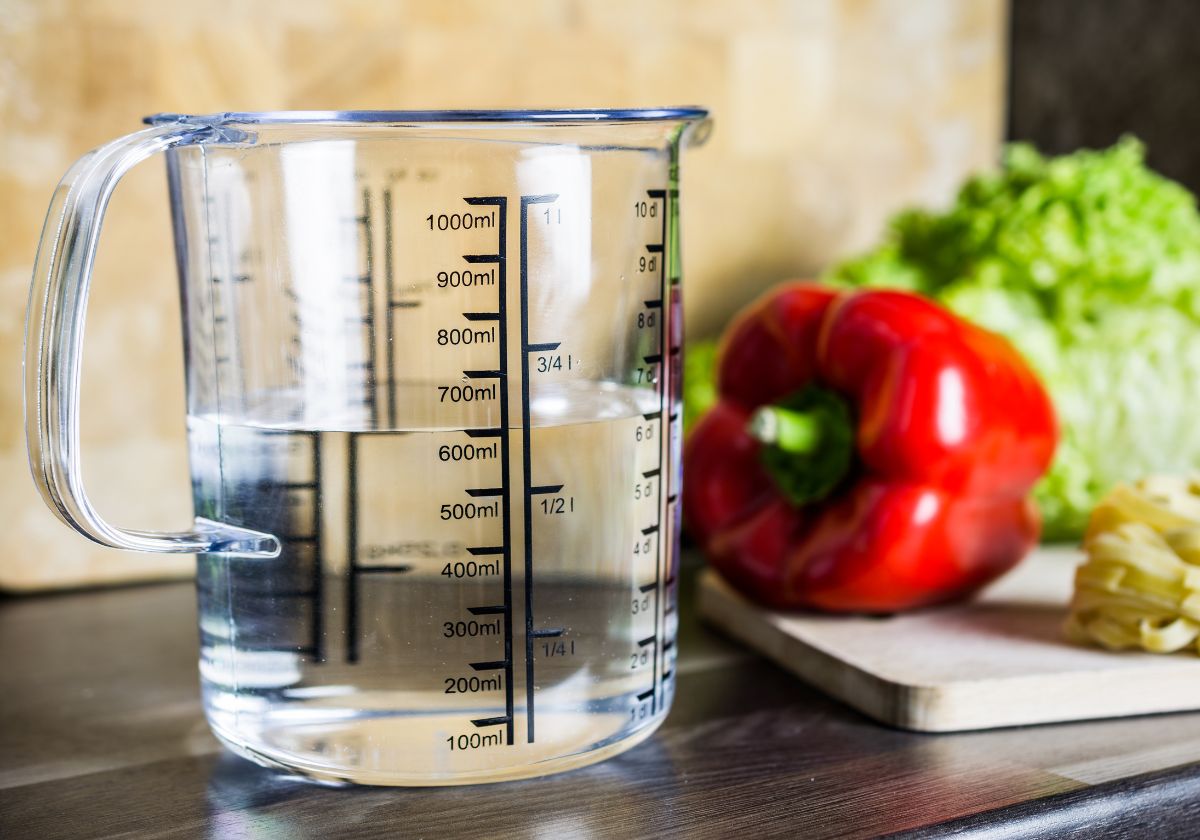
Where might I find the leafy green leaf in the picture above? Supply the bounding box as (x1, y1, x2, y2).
(683, 339, 719, 436)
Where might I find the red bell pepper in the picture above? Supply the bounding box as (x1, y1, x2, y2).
(684, 283, 1057, 612)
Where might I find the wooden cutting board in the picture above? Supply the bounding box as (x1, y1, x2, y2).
(697, 547, 1200, 732)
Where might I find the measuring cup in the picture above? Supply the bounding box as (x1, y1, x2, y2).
(25, 108, 710, 785)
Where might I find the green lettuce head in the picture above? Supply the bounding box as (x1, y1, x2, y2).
(829, 137, 1200, 540)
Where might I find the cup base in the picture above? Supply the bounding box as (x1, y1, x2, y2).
(208, 714, 666, 786)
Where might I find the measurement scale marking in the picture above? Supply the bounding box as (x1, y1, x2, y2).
(383, 189, 409, 426)
(463, 369, 503, 379)
(529, 484, 563, 495)
(383, 188, 396, 425)
(471, 660, 507, 671)
(346, 433, 361, 663)
(211, 345, 329, 658)
(463, 195, 515, 745)
(468, 605, 508, 617)
(650, 187, 670, 714)
(463, 312, 500, 321)
(357, 564, 414, 574)
(203, 638, 318, 656)
(359, 188, 379, 426)
(471, 716, 509, 729)
(520, 193, 559, 744)
(466, 487, 503, 497)
(200, 586, 316, 600)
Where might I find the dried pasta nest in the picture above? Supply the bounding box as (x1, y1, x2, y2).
(1066, 475, 1200, 654)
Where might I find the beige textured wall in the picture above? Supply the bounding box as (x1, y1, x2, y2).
(0, 0, 1007, 590)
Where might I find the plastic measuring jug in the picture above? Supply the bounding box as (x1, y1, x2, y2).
(25, 108, 710, 785)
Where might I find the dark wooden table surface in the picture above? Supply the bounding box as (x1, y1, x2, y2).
(3, 553, 1200, 839)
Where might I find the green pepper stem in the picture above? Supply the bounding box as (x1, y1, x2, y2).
(746, 386, 855, 507)
(748, 406, 822, 455)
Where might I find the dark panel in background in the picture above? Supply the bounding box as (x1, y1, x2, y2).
(1009, 0, 1200, 191)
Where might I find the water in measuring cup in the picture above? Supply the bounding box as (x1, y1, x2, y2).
(189, 381, 679, 785)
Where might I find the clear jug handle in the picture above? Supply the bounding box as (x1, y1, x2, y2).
(24, 123, 280, 559)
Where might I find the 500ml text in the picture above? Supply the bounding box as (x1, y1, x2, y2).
(441, 501, 499, 521)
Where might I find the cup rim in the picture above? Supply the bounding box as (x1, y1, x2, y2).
(144, 107, 710, 126)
